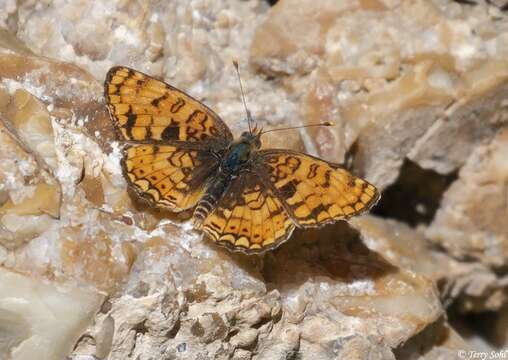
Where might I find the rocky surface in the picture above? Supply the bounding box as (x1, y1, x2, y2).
(0, 0, 507, 359)
(0, 268, 103, 360)
(427, 129, 508, 269)
(251, 0, 508, 186)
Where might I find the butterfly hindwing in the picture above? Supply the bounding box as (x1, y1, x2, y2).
(255, 150, 380, 228)
(200, 171, 295, 253)
(123, 144, 218, 211)
(105, 66, 233, 148)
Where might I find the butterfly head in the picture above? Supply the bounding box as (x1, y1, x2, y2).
(240, 128, 262, 150)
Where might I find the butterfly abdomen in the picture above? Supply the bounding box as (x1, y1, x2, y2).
(193, 173, 231, 225)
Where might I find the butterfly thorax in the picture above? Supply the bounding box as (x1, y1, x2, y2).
(221, 131, 261, 174)
(194, 132, 261, 225)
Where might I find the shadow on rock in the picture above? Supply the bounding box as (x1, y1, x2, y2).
(260, 221, 398, 289)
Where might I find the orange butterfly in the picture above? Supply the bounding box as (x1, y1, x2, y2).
(104, 66, 379, 254)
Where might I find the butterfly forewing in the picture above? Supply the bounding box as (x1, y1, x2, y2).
(200, 171, 295, 253)
(105, 66, 233, 148)
(255, 150, 380, 228)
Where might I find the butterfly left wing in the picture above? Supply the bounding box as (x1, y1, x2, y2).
(123, 144, 219, 211)
(105, 66, 233, 149)
(254, 150, 380, 228)
(198, 171, 295, 254)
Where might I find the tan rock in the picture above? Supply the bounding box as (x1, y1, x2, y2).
(0, 120, 61, 249)
(2, 0, 508, 358)
(252, 0, 508, 187)
(427, 128, 508, 268)
(0, 267, 103, 360)
(395, 319, 469, 360)
(353, 215, 508, 312)
(421, 128, 508, 312)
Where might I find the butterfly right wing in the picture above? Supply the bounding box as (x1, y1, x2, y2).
(254, 150, 380, 228)
(123, 144, 219, 211)
(105, 66, 233, 149)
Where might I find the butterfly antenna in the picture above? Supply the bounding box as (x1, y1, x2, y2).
(261, 121, 334, 135)
(233, 61, 253, 134)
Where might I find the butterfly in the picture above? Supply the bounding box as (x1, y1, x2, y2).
(104, 66, 380, 254)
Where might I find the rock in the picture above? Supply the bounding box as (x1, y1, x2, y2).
(353, 215, 508, 312)
(427, 129, 508, 268)
(254, 326, 301, 359)
(0, 27, 136, 293)
(0, 267, 103, 360)
(252, 0, 508, 187)
(0, 120, 61, 249)
(250, 0, 508, 321)
(266, 223, 443, 348)
(395, 318, 470, 360)
(229, 328, 259, 349)
(424, 129, 508, 312)
(494, 306, 508, 348)
(0, 0, 508, 359)
(67, 220, 443, 359)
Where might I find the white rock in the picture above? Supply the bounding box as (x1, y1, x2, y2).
(0, 268, 103, 360)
